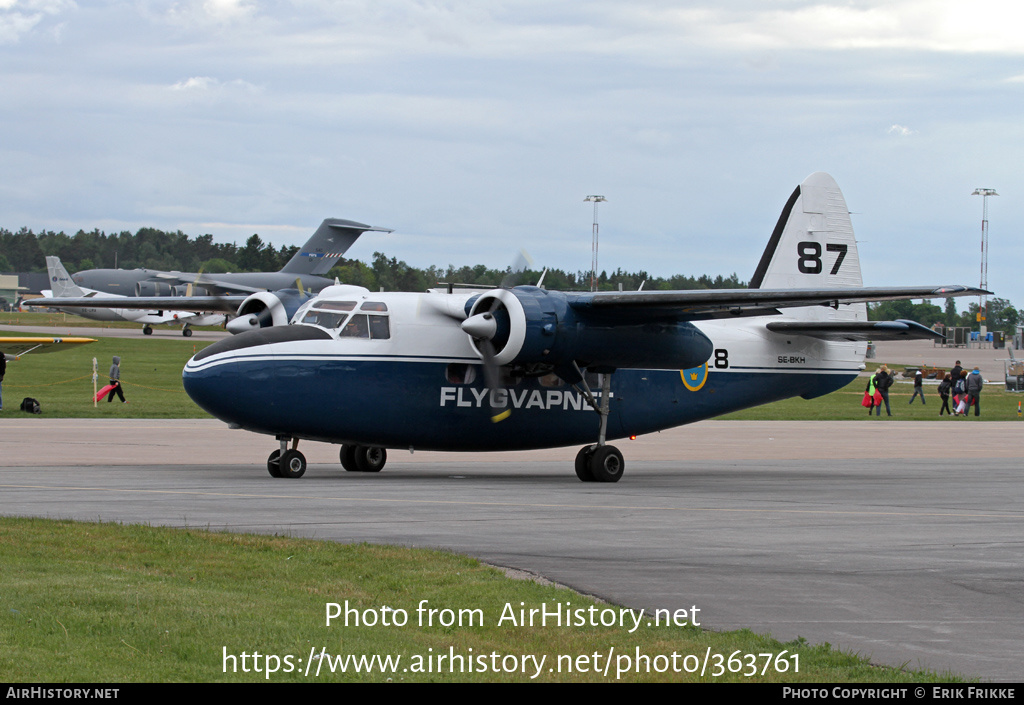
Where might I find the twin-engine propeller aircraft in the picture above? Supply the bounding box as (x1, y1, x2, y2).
(29, 173, 985, 482)
(177, 173, 985, 483)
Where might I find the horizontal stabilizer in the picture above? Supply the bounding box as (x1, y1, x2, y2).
(765, 319, 943, 341)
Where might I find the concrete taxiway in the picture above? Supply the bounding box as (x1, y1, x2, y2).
(2, 418, 1022, 681)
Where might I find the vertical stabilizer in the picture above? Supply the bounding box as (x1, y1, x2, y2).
(280, 218, 393, 276)
(749, 173, 864, 323)
(750, 172, 863, 290)
(45, 257, 87, 298)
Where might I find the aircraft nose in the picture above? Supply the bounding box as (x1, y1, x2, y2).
(183, 325, 334, 422)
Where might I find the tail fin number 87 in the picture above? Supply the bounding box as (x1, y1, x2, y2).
(797, 242, 847, 275)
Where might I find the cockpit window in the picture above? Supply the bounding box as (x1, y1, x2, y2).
(360, 301, 388, 312)
(301, 310, 347, 329)
(318, 301, 356, 312)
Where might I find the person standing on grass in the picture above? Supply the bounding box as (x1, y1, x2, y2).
(938, 373, 952, 416)
(106, 355, 127, 403)
(872, 365, 894, 417)
(966, 367, 983, 417)
(909, 368, 926, 405)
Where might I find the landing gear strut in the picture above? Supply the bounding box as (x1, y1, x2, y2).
(573, 370, 624, 483)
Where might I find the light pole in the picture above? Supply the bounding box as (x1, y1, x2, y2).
(972, 187, 998, 336)
(584, 195, 606, 292)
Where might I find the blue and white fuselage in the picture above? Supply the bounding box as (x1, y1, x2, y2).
(182, 286, 863, 451)
(180, 172, 980, 482)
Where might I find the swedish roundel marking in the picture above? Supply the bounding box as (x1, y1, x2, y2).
(680, 363, 709, 392)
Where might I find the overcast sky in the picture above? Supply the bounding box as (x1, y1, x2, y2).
(2, 0, 1021, 310)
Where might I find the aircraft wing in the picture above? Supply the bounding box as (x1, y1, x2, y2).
(1, 337, 97, 359)
(24, 295, 246, 314)
(571, 285, 987, 320)
(764, 319, 943, 341)
(151, 273, 268, 294)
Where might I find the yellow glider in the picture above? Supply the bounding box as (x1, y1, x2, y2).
(0, 337, 97, 360)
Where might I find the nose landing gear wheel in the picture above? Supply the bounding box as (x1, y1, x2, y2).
(279, 449, 307, 478)
(267, 450, 282, 478)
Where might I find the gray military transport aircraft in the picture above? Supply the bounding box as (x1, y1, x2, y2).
(28, 174, 987, 483)
(34, 218, 391, 335)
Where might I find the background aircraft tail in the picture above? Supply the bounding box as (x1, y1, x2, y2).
(45, 257, 88, 298)
(749, 172, 865, 323)
(280, 218, 393, 276)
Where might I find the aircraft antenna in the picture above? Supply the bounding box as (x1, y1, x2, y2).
(584, 195, 606, 292)
(972, 187, 998, 336)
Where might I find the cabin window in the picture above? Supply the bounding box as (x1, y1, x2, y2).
(339, 314, 370, 338)
(368, 314, 390, 340)
(539, 373, 565, 388)
(339, 313, 391, 340)
(361, 301, 388, 312)
(446, 363, 477, 384)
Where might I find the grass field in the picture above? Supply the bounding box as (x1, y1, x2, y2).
(0, 322, 997, 683)
(3, 327, 1021, 420)
(0, 517, 967, 683)
(1, 333, 212, 418)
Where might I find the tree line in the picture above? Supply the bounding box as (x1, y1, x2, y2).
(2, 226, 1018, 333)
(868, 298, 1020, 337)
(0, 226, 745, 293)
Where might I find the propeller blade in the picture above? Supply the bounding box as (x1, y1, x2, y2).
(478, 338, 510, 423)
(499, 250, 534, 289)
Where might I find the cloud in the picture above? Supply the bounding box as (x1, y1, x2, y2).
(888, 124, 916, 137)
(0, 0, 74, 44)
(169, 76, 261, 94)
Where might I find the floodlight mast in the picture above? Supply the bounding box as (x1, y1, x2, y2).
(972, 187, 998, 335)
(584, 195, 606, 292)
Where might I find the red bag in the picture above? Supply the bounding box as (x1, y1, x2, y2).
(873, 390, 883, 406)
(862, 391, 872, 407)
(94, 383, 115, 402)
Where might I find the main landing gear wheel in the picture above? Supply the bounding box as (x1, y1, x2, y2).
(575, 446, 596, 482)
(182, 326, 192, 337)
(575, 445, 624, 483)
(267, 449, 282, 478)
(340, 445, 359, 472)
(340, 445, 387, 473)
(355, 446, 386, 473)
(142, 325, 153, 336)
(279, 449, 307, 478)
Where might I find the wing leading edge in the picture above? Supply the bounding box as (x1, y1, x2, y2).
(570, 285, 987, 321)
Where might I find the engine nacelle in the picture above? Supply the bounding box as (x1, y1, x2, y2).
(226, 289, 314, 335)
(464, 286, 713, 372)
(135, 281, 174, 297)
